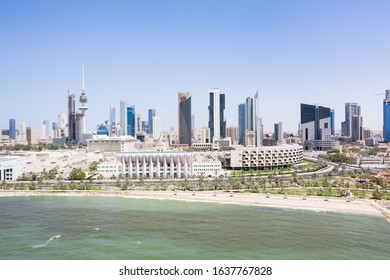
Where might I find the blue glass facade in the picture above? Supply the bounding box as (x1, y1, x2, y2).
(9, 119, 16, 139)
(238, 103, 245, 145)
(330, 109, 335, 136)
(384, 102, 390, 142)
(127, 105, 135, 137)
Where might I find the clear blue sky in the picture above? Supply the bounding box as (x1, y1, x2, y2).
(1, 0, 390, 134)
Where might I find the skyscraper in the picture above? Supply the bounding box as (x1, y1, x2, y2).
(351, 115, 363, 142)
(9, 119, 16, 139)
(127, 105, 136, 137)
(178, 92, 192, 146)
(345, 103, 361, 138)
(152, 115, 161, 140)
(67, 92, 76, 143)
(301, 103, 336, 151)
(238, 103, 245, 145)
(42, 120, 50, 138)
(274, 122, 283, 144)
(120, 100, 127, 136)
(78, 63, 88, 135)
(148, 109, 156, 135)
(26, 127, 37, 145)
(109, 105, 116, 136)
(208, 88, 226, 142)
(383, 90, 390, 142)
(241, 92, 259, 146)
(330, 109, 335, 136)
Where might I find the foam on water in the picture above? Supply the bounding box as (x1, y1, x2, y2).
(31, 235, 61, 249)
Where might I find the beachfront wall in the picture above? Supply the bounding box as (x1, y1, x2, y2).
(230, 144, 303, 170)
(117, 152, 194, 179)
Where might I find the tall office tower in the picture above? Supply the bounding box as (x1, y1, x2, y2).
(208, 88, 226, 142)
(148, 109, 156, 135)
(363, 128, 371, 140)
(274, 122, 283, 144)
(341, 121, 345, 136)
(242, 92, 259, 146)
(79, 63, 88, 134)
(330, 109, 335, 136)
(152, 115, 161, 139)
(42, 120, 50, 138)
(254, 92, 260, 147)
(52, 122, 58, 138)
(351, 115, 363, 142)
(192, 115, 195, 130)
(9, 119, 16, 139)
(136, 114, 142, 133)
(109, 105, 116, 136)
(226, 126, 239, 143)
(345, 103, 361, 137)
(127, 105, 136, 137)
(18, 123, 27, 142)
(26, 127, 37, 145)
(301, 103, 335, 151)
(383, 90, 390, 142)
(120, 100, 128, 136)
(142, 121, 149, 132)
(58, 113, 67, 137)
(258, 117, 263, 146)
(67, 92, 76, 143)
(178, 92, 192, 146)
(238, 103, 245, 145)
(0, 109, 2, 141)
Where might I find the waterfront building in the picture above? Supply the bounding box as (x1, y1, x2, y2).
(300, 103, 338, 151)
(383, 90, 390, 142)
(230, 144, 303, 170)
(178, 92, 192, 146)
(0, 155, 32, 181)
(208, 88, 226, 142)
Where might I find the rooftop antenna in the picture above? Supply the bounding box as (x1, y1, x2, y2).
(82, 62, 85, 95)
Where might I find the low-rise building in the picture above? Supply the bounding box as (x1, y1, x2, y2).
(230, 144, 303, 170)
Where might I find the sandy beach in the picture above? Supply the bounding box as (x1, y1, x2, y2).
(1, 189, 389, 218)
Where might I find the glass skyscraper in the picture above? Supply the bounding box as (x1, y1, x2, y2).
(383, 90, 390, 142)
(208, 89, 226, 142)
(127, 105, 136, 137)
(178, 92, 192, 146)
(238, 103, 245, 145)
(9, 119, 16, 139)
(148, 109, 156, 135)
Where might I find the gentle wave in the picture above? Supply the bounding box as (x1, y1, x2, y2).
(31, 235, 61, 249)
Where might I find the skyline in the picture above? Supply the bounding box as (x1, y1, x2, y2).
(1, 0, 390, 133)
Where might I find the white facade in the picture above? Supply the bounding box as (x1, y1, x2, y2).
(87, 136, 138, 152)
(117, 152, 193, 178)
(0, 156, 31, 181)
(230, 144, 303, 169)
(152, 116, 160, 140)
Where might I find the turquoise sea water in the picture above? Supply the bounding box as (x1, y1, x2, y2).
(0, 196, 389, 260)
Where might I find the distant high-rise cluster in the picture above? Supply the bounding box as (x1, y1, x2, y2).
(67, 64, 88, 144)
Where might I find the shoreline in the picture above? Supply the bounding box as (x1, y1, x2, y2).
(1, 190, 388, 219)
